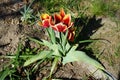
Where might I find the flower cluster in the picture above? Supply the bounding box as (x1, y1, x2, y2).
(38, 8, 75, 41)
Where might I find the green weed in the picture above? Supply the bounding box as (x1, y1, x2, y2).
(0, 43, 38, 80)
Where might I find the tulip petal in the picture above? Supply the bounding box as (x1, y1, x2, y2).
(67, 28, 75, 41)
(60, 8, 65, 18)
(54, 13, 62, 23)
(68, 22, 74, 28)
(42, 19, 50, 28)
(41, 13, 50, 20)
(49, 16, 54, 26)
(52, 23, 67, 32)
(68, 32, 74, 41)
(62, 14, 71, 26)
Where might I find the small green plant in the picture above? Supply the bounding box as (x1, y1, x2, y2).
(21, 5, 33, 23)
(20, 0, 36, 24)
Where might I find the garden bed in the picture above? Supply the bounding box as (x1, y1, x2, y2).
(0, 0, 120, 80)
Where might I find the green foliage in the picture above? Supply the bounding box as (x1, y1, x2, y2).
(63, 50, 104, 70)
(0, 44, 22, 80)
(20, 0, 37, 24)
(20, 5, 33, 23)
(0, 68, 15, 80)
(24, 51, 52, 67)
(38, 0, 65, 12)
(90, 0, 107, 15)
(23, 27, 106, 79)
(0, 44, 37, 80)
(90, 0, 120, 17)
(38, 0, 84, 18)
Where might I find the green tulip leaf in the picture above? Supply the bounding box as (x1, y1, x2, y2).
(62, 50, 104, 70)
(24, 51, 52, 67)
(46, 27, 56, 44)
(51, 44, 61, 56)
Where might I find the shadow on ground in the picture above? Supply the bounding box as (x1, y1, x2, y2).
(118, 72, 120, 80)
(74, 15, 103, 56)
(0, 0, 23, 20)
(74, 15, 103, 47)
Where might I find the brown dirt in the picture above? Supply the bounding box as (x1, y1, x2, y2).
(0, 0, 24, 54)
(0, 0, 44, 71)
(89, 17, 120, 79)
(0, 0, 120, 80)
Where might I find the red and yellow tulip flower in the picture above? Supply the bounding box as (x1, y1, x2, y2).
(52, 8, 73, 32)
(38, 8, 75, 41)
(38, 13, 53, 28)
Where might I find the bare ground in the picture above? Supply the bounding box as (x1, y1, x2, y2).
(89, 17, 120, 79)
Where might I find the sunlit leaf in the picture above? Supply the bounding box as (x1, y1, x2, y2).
(61, 30, 68, 48)
(51, 44, 61, 56)
(65, 42, 71, 52)
(24, 51, 52, 66)
(62, 50, 104, 70)
(46, 27, 56, 44)
(50, 28, 56, 44)
(42, 39, 53, 47)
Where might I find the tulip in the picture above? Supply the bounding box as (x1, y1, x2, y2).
(38, 13, 53, 28)
(52, 8, 73, 32)
(54, 9, 72, 26)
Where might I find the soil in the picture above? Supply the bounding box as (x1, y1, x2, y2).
(89, 17, 120, 79)
(0, 0, 120, 80)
